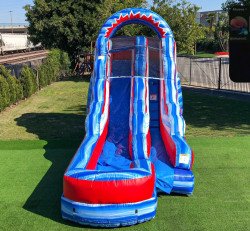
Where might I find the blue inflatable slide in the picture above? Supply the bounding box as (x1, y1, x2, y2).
(61, 8, 195, 227)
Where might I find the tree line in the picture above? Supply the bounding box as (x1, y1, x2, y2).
(25, 0, 250, 58)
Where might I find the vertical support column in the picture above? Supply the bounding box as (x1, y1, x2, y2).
(130, 36, 150, 161)
(218, 58, 222, 90)
(189, 57, 192, 85)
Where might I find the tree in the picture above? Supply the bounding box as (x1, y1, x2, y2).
(215, 12, 229, 51)
(25, 0, 102, 58)
(202, 11, 229, 51)
(25, 0, 146, 58)
(96, 0, 151, 37)
(222, 0, 250, 11)
(152, 0, 206, 54)
(206, 12, 216, 38)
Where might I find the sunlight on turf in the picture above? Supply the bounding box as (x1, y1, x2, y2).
(0, 79, 249, 231)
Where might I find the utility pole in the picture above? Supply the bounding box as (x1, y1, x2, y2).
(9, 11, 13, 33)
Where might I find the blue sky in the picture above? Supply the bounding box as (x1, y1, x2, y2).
(0, 0, 225, 24)
(148, 0, 225, 11)
(0, 0, 33, 24)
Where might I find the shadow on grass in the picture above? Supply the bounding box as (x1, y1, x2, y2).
(62, 74, 91, 83)
(15, 109, 87, 227)
(182, 88, 250, 135)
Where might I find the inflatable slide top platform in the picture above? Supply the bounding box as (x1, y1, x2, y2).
(61, 8, 194, 228)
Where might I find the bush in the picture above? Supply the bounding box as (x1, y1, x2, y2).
(0, 75, 10, 111)
(0, 65, 23, 106)
(6, 75, 17, 104)
(38, 64, 47, 88)
(19, 66, 38, 98)
(15, 78, 23, 101)
(38, 59, 55, 87)
(38, 49, 70, 89)
(0, 65, 12, 104)
(0, 65, 12, 77)
(59, 50, 71, 75)
(196, 39, 221, 53)
(0, 49, 70, 113)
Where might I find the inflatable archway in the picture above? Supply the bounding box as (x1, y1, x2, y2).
(99, 8, 172, 38)
(61, 8, 194, 227)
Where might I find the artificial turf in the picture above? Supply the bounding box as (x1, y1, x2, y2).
(0, 77, 249, 230)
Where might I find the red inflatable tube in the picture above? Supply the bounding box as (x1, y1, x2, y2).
(191, 150, 195, 169)
(63, 164, 155, 204)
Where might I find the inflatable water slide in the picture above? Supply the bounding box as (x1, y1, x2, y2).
(61, 8, 194, 227)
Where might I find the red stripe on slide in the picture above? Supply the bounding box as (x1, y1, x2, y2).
(191, 150, 194, 169)
(64, 164, 155, 204)
(101, 81, 106, 113)
(159, 117, 176, 167)
(162, 81, 168, 114)
(85, 119, 109, 170)
(129, 131, 133, 159)
(146, 131, 151, 158)
(129, 77, 134, 159)
(145, 38, 148, 113)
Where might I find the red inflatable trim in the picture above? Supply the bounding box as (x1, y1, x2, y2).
(146, 131, 151, 158)
(101, 82, 107, 113)
(105, 12, 166, 38)
(159, 117, 176, 167)
(191, 150, 194, 169)
(129, 131, 133, 159)
(85, 119, 109, 170)
(64, 164, 155, 204)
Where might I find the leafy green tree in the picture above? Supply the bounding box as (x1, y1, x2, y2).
(26, 0, 208, 55)
(25, 0, 101, 58)
(222, 0, 250, 11)
(205, 13, 216, 38)
(96, 0, 151, 37)
(201, 11, 229, 52)
(25, 0, 146, 58)
(215, 12, 229, 51)
(152, 0, 206, 54)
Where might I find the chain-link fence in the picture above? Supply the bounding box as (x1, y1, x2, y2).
(177, 56, 250, 93)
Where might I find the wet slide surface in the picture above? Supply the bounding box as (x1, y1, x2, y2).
(96, 64, 176, 193)
(97, 77, 132, 170)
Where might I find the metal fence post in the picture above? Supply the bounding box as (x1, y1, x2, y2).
(218, 58, 222, 90)
(189, 57, 192, 85)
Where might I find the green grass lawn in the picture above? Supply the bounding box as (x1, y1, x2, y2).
(193, 52, 216, 58)
(0, 77, 249, 231)
(178, 52, 216, 58)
